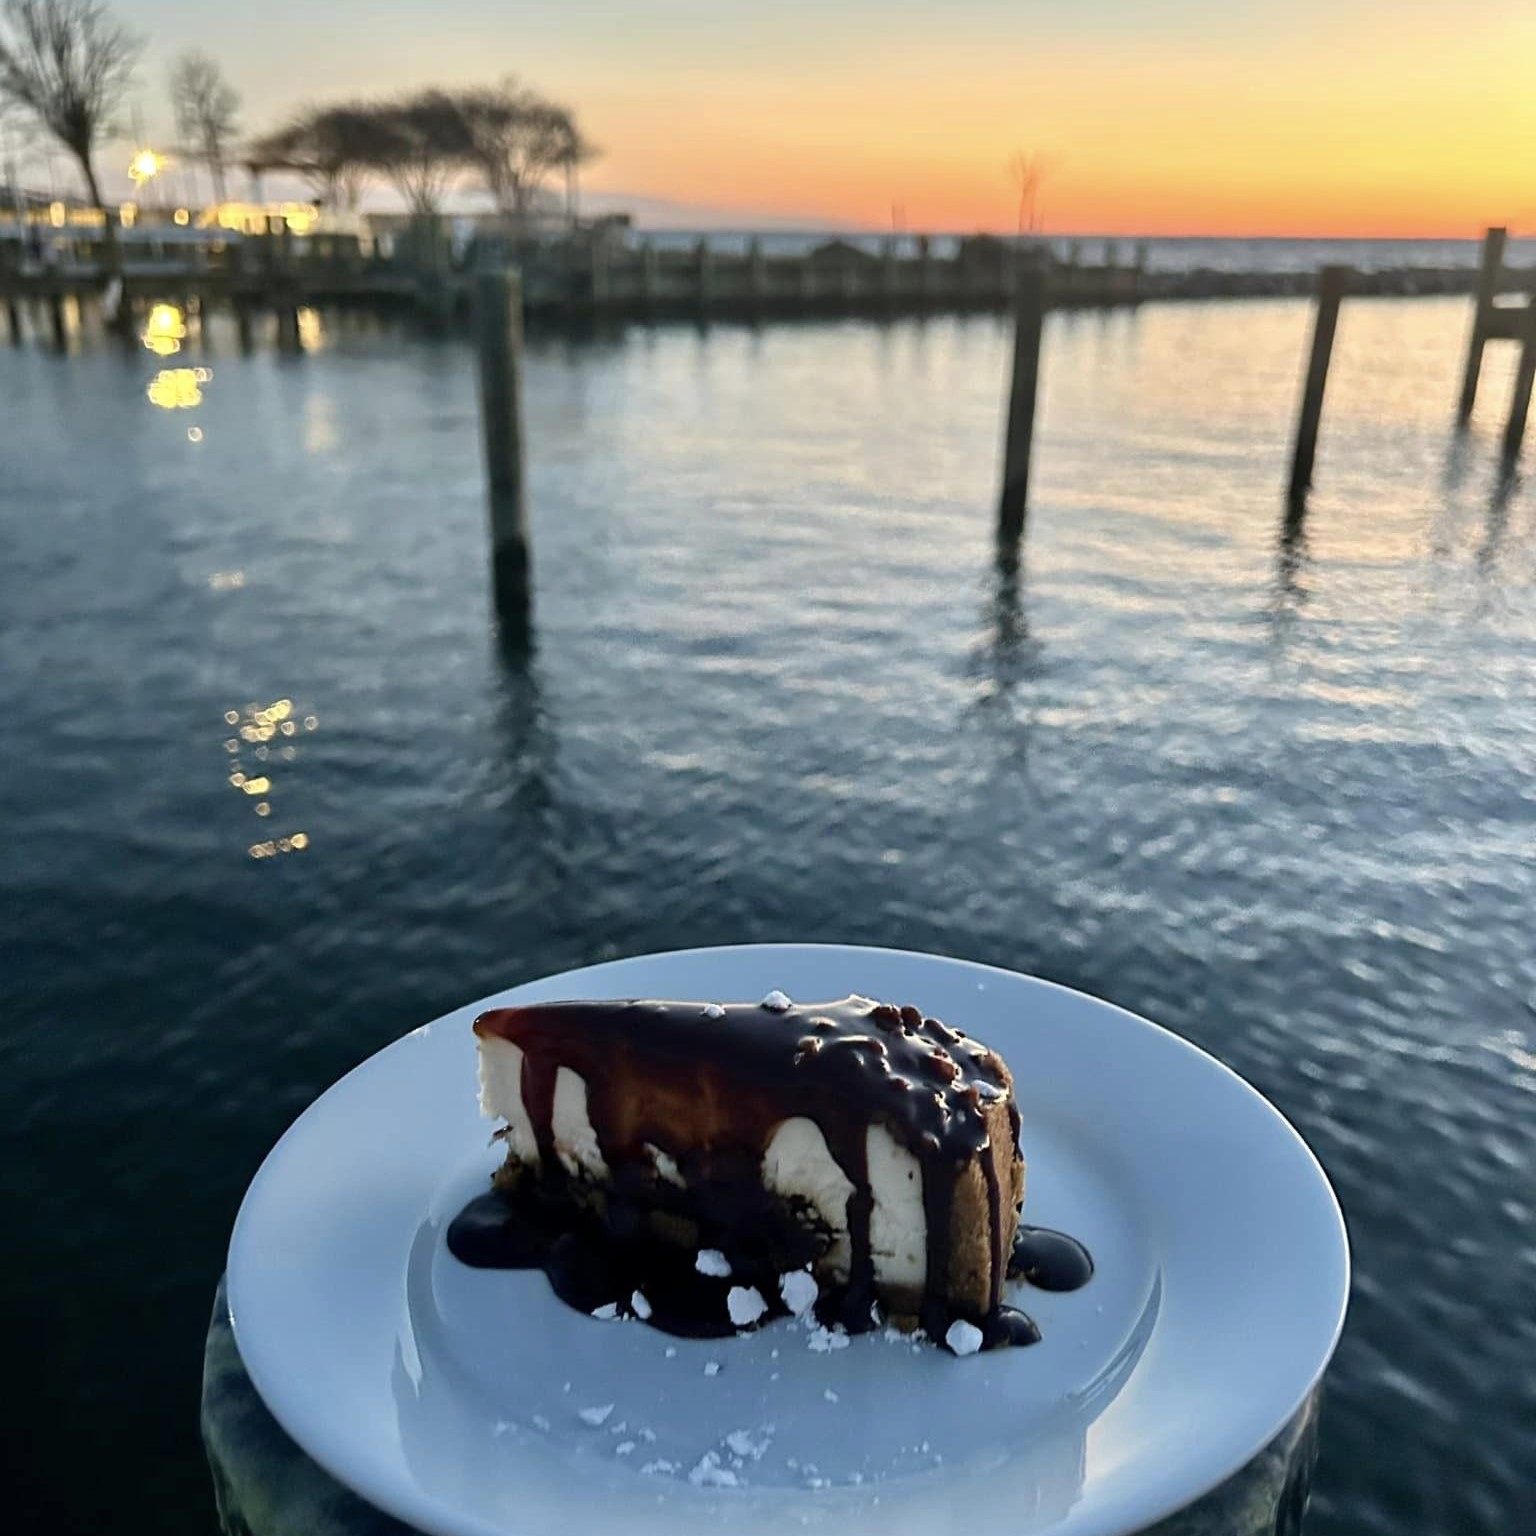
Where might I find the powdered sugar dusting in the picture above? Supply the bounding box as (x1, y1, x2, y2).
(779, 1268, 818, 1317)
(945, 1319, 984, 1356)
(695, 1248, 731, 1278)
(724, 1427, 773, 1460)
(806, 1323, 852, 1352)
(688, 1451, 740, 1487)
(727, 1285, 768, 1326)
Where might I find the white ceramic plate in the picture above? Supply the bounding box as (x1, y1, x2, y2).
(229, 944, 1348, 1536)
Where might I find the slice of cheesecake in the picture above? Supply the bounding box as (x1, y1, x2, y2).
(472, 993, 1025, 1338)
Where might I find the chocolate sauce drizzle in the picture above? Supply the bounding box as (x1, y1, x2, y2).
(455, 995, 1092, 1351)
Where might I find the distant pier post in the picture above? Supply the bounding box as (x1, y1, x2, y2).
(695, 238, 714, 311)
(475, 271, 532, 638)
(1062, 241, 1080, 302)
(1501, 301, 1536, 465)
(997, 258, 1048, 553)
(48, 289, 67, 349)
(1457, 227, 1507, 424)
(881, 236, 899, 306)
(916, 235, 935, 305)
(7, 293, 24, 343)
(639, 239, 659, 308)
(1288, 265, 1349, 502)
(275, 296, 301, 352)
(747, 238, 767, 306)
(590, 228, 610, 306)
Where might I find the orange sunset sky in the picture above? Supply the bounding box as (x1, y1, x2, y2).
(120, 0, 1536, 234)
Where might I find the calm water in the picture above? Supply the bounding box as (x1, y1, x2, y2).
(2, 297, 1533, 1535)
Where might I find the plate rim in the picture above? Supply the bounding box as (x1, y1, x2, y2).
(228, 941, 1350, 1536)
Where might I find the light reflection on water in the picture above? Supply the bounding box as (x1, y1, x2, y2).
(141, 301, 187, 357)
(219, 699, 319, 854)
(0, 297, 1532, 1536)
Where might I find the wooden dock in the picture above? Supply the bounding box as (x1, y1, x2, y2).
(0, 228, 1146, 325)
(3, 219, 1531, 339)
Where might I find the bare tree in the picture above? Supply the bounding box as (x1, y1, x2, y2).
(252, 94, 468, 215)
(248, 81, 591, 226)
(364, 90, 469, 216)
(249, 102, 375, 210)
(457, 79, 591, 231)
(1008, 151, 1046, 236)
(168, 49, 238, 202)
(0, 0, 140, 229)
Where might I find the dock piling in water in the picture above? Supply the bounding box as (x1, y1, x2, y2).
(1457, 227, 1508, 425)
(1288, 265, 1350, 502)
(997, 257, 1048, 554)
(1502, 301, 1536, 464)
(274, 298, 301, 353)
(747, 239, 767, 306)
(475, 271, 532, 639)
(639, 239, 659, 309)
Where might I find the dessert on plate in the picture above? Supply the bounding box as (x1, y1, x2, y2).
(456, 991, 1086, 1352)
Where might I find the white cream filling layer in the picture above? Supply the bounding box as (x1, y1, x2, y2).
(552, 1066, 609, 1179)
(759, 1119, 929, 1288)
(477, 1040, 608, 1178)
(477, 1035, 537, 1162)
(761, 1117, 855, 1276)
(865, 1123, 927, 1290)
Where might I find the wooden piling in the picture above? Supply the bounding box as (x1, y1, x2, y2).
(635, 238, 660, 307)
(48, 290, 67, 348)
(997, 259, 1048, 552)
(881, 237, 899, 306)
(590, 230, 610, 306)
(275, 297, 301, 352)
(695, 239, 713, 310)
(1501, 301, 1536, 464)
(1288, 265, 1349, 501)
(1457, 227, 1507, 424)
(640, 239, 659, 308)
(916, 235, 935, 304)
(747, 238, 767, 306)
(475, 271, 532, 636)
(6, 295, 22, 343)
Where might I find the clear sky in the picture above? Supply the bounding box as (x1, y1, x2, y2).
(83, 0, 1536, 233)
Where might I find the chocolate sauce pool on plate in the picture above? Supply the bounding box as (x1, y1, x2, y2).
(447, 1186, 1092, 1352)
(1011, 1226, 1096, 1292)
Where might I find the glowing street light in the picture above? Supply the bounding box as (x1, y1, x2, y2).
(128, 148, 163, 186)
